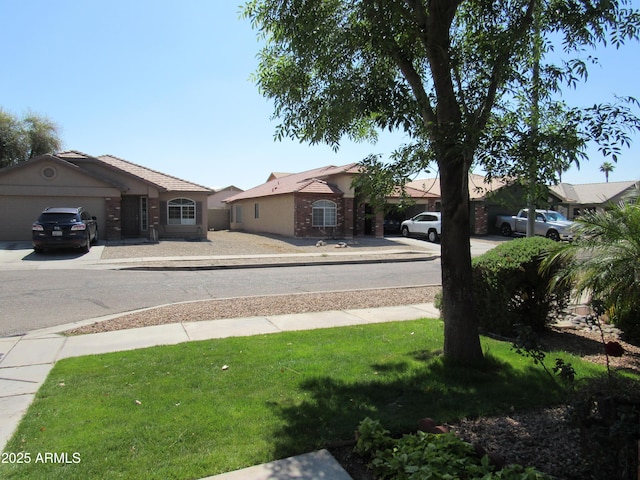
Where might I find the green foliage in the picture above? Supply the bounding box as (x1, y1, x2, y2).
(569, 374, 640, 480)
(243, 0, 640, 366)
(543, 196, 640, 340)
(512, 324, 576, 389)
(355, 418, 552, 479)
(0, 108, 61, 168)
(472, 237, 570, 336)
(351, 154, 419, 214)
(353, 417, 394, 456)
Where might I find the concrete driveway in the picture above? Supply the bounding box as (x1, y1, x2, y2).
(0, 241, 105, 270)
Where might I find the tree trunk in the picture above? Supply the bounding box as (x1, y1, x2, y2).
(439, 157, 484, 365)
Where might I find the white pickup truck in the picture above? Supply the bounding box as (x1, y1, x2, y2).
(496, 209, 573, 241)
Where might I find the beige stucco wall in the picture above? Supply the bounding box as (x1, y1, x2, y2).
(208, 187, 242, 209)
(0, 159, 119, 197)
(332, 173, 357, 198)
(158, 191, 210, 239)
(0, 160, 119, 241)
(229, 195, 294, 237)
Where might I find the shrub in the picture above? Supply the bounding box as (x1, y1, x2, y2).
(355, 417, 552, 479)
(569, 374, 640, 480)
(472, 237, 570, 337)
(542, 197, 640, 341)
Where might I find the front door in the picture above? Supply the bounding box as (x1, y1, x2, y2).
(121, 196, 140, 237)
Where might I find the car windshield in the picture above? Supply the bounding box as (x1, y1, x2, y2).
(545, 212, 567, 222)
(38, 213, 79, 223)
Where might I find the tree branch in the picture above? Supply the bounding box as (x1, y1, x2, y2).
(475, 0, 537, 133)
(363, 0, 437, 133)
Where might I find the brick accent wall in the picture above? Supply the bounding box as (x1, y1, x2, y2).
(294, 193, 345, 238)
(105, 197, 122, 240)
(374, 211, 384, 238)
(473, 202, 489, 235)
(343, 197, 355, 239)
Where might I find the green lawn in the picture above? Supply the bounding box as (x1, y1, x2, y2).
(1, 318, 603, 479)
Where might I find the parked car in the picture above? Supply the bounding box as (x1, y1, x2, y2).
(32, 207, 99, 253)
(383, 217, 402, 234)
(495, 209, 573, 241)
(400, 211, 442, 242)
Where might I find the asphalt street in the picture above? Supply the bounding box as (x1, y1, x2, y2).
(0, 260, 442, 337)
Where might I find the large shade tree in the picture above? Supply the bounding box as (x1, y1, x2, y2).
(243, 0, 639, 365)
(0, 109, 62, 168)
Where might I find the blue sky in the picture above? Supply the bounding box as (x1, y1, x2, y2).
(1, 1, 638, 190)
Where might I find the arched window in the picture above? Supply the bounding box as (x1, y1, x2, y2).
(312, 200, 337, 227)
(168, 198, 196, 225)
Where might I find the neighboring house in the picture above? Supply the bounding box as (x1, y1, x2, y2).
(207, 186, 243, 231)
(226, 163, 366, 238)
(406, 175, 639, 234)
(225, 163, 441, 238)
(550, 180, 640, 219)
(406, 174, 513, 235)
(0, 151, 212, 242)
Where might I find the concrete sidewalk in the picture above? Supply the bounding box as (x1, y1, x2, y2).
(0, 302, 440, 479)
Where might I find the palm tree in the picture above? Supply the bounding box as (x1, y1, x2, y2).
(600, 161, 615, 183)
(544, 192, 640, 338)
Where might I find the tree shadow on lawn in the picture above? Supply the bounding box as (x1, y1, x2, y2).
(266, 351, 560, 463)
(541, 329, 608, 357)
(541, 328, 640, 373)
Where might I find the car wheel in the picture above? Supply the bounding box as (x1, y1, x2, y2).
(500, 223, 513, 237)
(84, 233, 91, 253)
(33, 247, 43, 254)
(546, 230, 560, 242)
(401, 226, 410, 237)
(427, 229, 438, 243)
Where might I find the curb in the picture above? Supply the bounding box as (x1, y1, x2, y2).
(115, 254, 440, 271)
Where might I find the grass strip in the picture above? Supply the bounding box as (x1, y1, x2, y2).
(1, 318, 603, 479)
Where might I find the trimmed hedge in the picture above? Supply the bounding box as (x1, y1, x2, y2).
(472, 237, 570, 337)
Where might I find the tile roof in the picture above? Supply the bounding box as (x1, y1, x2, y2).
(406, 174, 511, 200)
(58, 151, 212, 193)
(550, 180, 639, 204)
(387, 185, 439, 199)
(226, 163, 361, 202)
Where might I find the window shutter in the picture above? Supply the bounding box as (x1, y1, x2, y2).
(196, 201, 203, 224)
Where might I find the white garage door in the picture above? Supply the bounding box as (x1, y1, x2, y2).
(0, 197, 106, 242)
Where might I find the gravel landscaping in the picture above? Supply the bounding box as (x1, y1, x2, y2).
(65, 285, 441, 335)
(101, 230, 432, 258)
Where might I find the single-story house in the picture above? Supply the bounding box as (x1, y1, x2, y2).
(0, 150, 213, 241)
(226, 163, 365, 238)
(407, 175, 640, 234)
(549, 180, 640, 219)
(225, 163, 440, 238)
(406, 174, 512, 235)
(207, 186, 243, 231)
